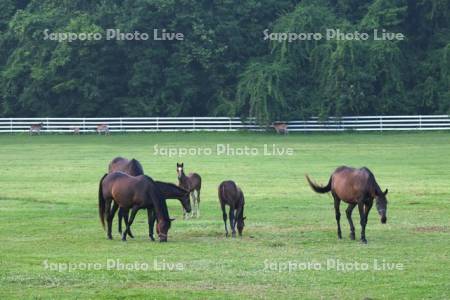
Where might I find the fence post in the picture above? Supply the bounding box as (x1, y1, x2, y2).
(46, 117, 49, 133)
(380, 116, 383, 131)
(120, 117, 123, 132)
(156, 118, 159, 131)
(419, 115, 422, 130)
(193, 117, 196, 131)
(10, 118, 13, 133)
(229, 118, 232, 130)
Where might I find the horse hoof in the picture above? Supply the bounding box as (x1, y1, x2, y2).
(128, 233, 134, 239)
(350, 233, 355, 240)
(361, 239, 368, 244)
(232, 233, 236, 238)
(149, 236, 155, 241)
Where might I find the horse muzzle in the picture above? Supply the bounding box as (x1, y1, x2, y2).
(159, 233, 168, 242)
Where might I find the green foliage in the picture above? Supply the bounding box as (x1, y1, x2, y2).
(0, 0, 449, 122)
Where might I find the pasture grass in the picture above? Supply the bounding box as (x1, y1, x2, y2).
(0, 131, 449, 299)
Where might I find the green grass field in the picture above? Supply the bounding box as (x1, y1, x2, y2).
(0, 132, 449, 299)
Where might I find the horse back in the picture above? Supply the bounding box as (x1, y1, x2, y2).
(103, 172, 147, 207)
(331, 166, 374, 203)
(188, 173, 202, 189)
(218, 180, 239, 207)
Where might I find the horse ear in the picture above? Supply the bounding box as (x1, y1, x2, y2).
(384, 189, 388, 195)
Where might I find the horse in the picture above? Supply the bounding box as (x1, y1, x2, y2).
(107, 157, 191, 240)
(306, 166, 388, 244)
(98, 172, 173, 242)
(29, 123, 43, 135)
(148, 181, 191, 241)
(108, 157, 144, 236)
(273, 122, 288, 134)
(177, 163, 202, 218)
(218, 180, 246, 237)
(96, 124, 109, 135)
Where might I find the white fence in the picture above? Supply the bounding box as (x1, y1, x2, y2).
(0, 115, 450, 133)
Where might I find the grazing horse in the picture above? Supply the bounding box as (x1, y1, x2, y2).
(98, 172, 172, 242)
(96, 124, 109, 135)
(29, 123, 43, 135)
(273, 122, 288, 134)
(218, 180, 246, 237)
(177, 163, 202, 218)
(107, 157, 191, 240)
(306, 166, 388, 244)
(148, 181, 191, 241)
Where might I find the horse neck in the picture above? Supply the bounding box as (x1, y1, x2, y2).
(236, 202, 244, 221)
(128, 161, 143, 176)
(151, 190, 170, 222)
(158, 182, 184, 199)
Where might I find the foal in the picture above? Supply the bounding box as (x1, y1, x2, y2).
(177, 163, 202, 218)
(218, 180, 246, 237)
(306, 166, 388, 243)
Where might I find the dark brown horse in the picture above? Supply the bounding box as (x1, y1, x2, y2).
(108, 157, 191, 238)
(306, 166, 388, 244)
(218, 180, 246, 237)
(109, 157, 144, 176)
(98, 172, 173, 242)
(177, 163, 202, 218)
(148, 181, 191, 241)
(108, 157, 144, 236)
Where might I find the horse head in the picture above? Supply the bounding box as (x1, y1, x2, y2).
(376, 189, 388, 224)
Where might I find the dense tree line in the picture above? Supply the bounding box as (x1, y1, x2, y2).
(0, 0, 449, 124)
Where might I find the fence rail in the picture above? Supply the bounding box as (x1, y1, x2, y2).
(0, 115, 450, 133)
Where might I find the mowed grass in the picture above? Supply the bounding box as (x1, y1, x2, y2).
(0, 132, 449, 299)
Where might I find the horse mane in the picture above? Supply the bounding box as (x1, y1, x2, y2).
(143, 175, 171, 226)
(361, 167, 383, 196)
(236, 188, 245, 221)
(155, 181, 187, 196)
(129, 159, 144, 176)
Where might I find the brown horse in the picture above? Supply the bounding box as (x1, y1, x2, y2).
(96, 124, 109, 135)
(306, 166, 388, 244)
(218, 180, 246, 237)
(107, 157, 191, 239)
(29, 123, 43, 135)
(108, 157, 144, 236)
(177, 163, 202, 218)
(98, 172, 173, 242)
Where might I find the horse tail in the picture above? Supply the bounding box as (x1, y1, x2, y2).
(305, 174, 331, 194)
(98, 173, 108, 229)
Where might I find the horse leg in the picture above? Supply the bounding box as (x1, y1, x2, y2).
(148, 208, 156, 241)
(123, 206, 139, 241)
(123, 210, 134, 239)
(363, 199, 373, 241)
(358, 202, 367, 244)
(196, 189, 201, 218)
(118, 208, 123, 234)
(346, 203, 357, 240)
(191, 192, 197, 218)
(332, 194, 342, 239)
(221, 203, 228, 237)
(105, 199, 113, 239)
(229, 207, 236, 238)
(107, 202, 118, 240)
